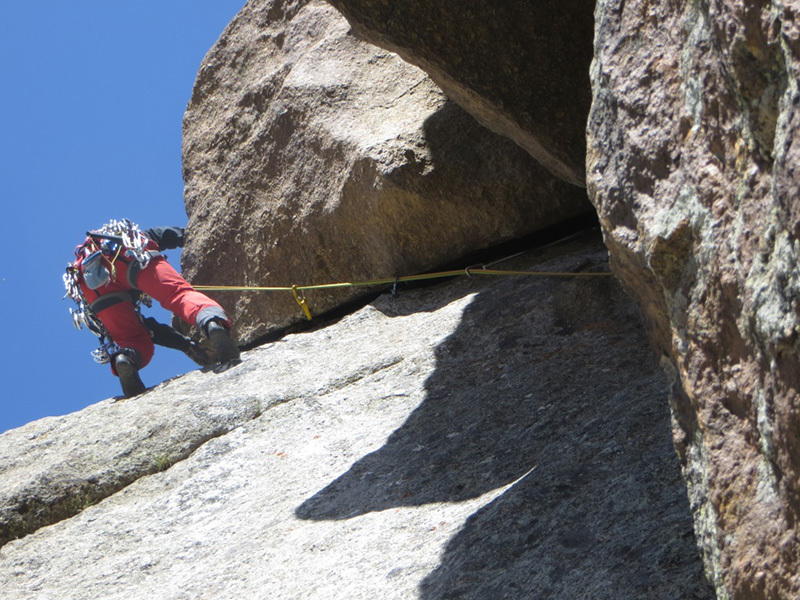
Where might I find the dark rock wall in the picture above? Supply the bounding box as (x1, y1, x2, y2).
(588, 1, 800, 598)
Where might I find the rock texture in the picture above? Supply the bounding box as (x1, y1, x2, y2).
(324, 0, 594, 187)
(0, 237, 713, 599)
(181, 0, 589, 346)
(588, 1, 800, 598)
(0, 389, 260, 547)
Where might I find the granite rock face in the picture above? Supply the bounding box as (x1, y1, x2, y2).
(588, 1, 800, 598)
(0, 380, 261, 548)
(0, 237, 712, 599)
(324, 0, 595, 187)
(181, 0, 589, 346)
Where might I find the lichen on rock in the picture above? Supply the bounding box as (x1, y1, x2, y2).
(588, 0, 800, 596)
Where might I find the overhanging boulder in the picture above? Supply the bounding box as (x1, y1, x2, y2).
(181, 0, 590, 346)
(324, 0, 595, 187)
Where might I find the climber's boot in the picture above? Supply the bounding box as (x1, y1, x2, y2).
(114, 350, 146, 398)
(206, 320, 240, 364)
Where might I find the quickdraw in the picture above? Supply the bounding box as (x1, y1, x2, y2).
(91, 340, 122, 365)
(86, 218, 153, 271)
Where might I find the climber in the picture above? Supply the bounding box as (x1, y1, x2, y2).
(64, 219, 240, 398)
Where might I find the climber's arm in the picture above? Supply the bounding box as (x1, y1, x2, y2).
(145, 227, 185, 250)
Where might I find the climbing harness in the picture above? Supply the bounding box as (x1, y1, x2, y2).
(63, 219, 154, 364)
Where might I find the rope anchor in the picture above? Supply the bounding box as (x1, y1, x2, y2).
(292, 285, 313, 321)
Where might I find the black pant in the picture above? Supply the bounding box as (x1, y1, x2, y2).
(142, 317, 191, 352)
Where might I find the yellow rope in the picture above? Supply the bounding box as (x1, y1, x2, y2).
(195, 269, 612, 292)
(195, 267, 612, 320)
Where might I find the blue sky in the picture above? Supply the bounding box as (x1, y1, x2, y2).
(0, 1, 246, 433)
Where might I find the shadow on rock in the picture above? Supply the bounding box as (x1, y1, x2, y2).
(296, 242, 713, 598)
(418, 457, 713, 600)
